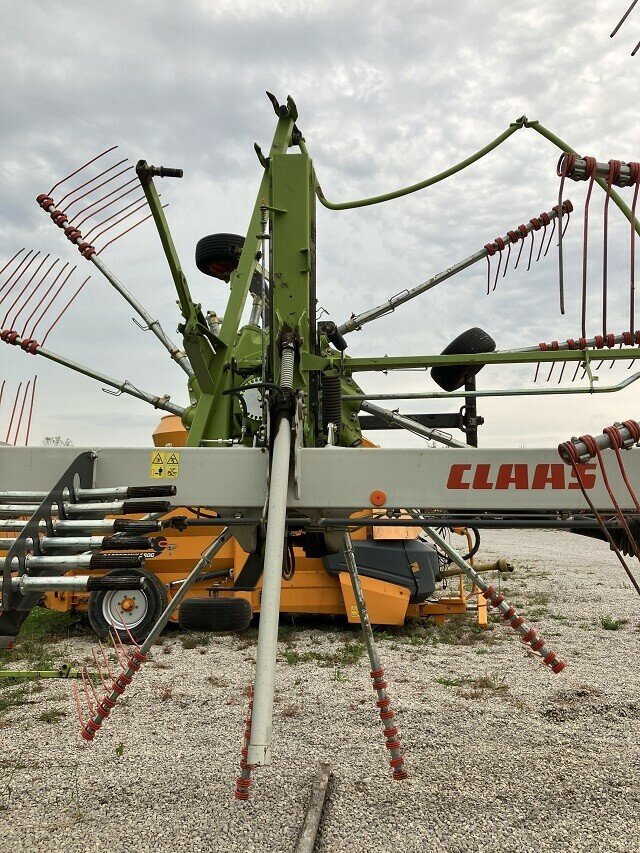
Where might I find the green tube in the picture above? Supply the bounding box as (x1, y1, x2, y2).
(300, 123, 524, 210)
(302, 115, 640, 237)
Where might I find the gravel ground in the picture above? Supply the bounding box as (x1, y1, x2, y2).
(2, 529, 640, 853)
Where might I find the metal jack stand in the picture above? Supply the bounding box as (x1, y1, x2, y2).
(342, 532, 407, 780)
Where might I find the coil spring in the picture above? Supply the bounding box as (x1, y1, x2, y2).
(280, 346, 295, 390)
(321, 371, 342, 432)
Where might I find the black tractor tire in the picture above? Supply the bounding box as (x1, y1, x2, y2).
(88, 567, 167, 645)
(195, 233, 244, 280)
(178, 596, 253, 633)
(431, 327, 496, 392)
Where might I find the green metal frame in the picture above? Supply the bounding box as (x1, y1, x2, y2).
(137, 97, 640, 450)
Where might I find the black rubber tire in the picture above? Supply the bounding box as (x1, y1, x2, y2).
(195, 233, 263, 297)
(178, 597, 252, 632)
(88, 567, 167, 645)
(431, 327, 496, 392)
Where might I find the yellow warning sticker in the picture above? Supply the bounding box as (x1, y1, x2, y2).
(350, 604, 360, 621)
(149, 450, 181, 480)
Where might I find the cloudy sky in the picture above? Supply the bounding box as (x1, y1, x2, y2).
(1, 1, 638, 449)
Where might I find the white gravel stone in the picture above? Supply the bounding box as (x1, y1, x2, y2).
(1, 530, 639, 852)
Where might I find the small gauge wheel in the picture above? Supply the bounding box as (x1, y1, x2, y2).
(88, 568, 167, 645)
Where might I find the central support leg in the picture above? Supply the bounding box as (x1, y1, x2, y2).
(342, 532, 408, 780)
(247, 412, 292, 768)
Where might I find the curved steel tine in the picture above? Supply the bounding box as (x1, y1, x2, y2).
(610, 0, 638, 37)
(514, 237, 526, 270)
(98, 639, 116, 680)
(536, 225, 547, 262)
(543, 218, 557, 258)
(40, 277, 90, 347)
(24, 375, 37, 447)
(4, 383, 22, 444)
(546, 361, 555, 382)
(28, 265, 76, 339)
(96, 208, 167, 256)
(22, 261, 69, 337)
(47, 146, 118, 197)
(527, 230, 535, 271)
(1, 254, 49, 327)
(0, 251, 39, 307)
(74, 182, 140, 230)
(492, 249, 502, 291)
(81, 667, 97, 716)
(12, 381, 31, 446)
(61, 165, 133, 213)
(91, 646, 110, 689)
(485, 255, 491, 296)
(0, 249, 25, 284)
(533, 362, 541, 382)
(557, 361, 567, 384)
(72, 679, 86, 724)
(57, 158, 127, 208)
(571, 361, 582, 382)
(502, 242, 512, 277)
(10, 257, 59, 331)
(83, 195, 147, 240)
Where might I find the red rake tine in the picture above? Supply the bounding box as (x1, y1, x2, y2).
(73, 679, 86, 727)
(73, 182, 140, 230)
(28, 265, 76, 340)
(4, 383, 22, 444)
(40, 277, 89, 348)
(24, 375, 37, 447)
(21, 262, 70, 338)
(0, 249, 26, 290)
(12, 380, 31, 446)
(603, 161, 622, 336)
(96, 208, 168, 257)
(629, 163, 640, 337)
(83, 196, 148, 241)
(0, 251, 40, 307)
(47, 146, 119, 198)
(1, 254, 49, 328)
(9, 257, 59, 332)
(611, 0, 638, 37)
(556, 154, 575, 315)
(60, 163, 132, 214)
(98, 639, 116, 681)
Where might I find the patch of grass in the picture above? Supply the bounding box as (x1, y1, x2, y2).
(435, 676, 467, 688)
(436, 671, 509, 699)
(36, 708, 66, 724)
(0, 685, 32, 717)
(599, 615, 628, 631)
(526, 591, 551, 607)
(395, 616, 501, 647)
(0, 607, 80, 672)
(283, 641, 365, 668)
(179, 633, 211, 649)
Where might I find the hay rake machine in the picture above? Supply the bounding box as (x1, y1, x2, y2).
(2, 93, 640, 797)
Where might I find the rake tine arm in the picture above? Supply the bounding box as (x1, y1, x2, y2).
(0, 329, 185, 417)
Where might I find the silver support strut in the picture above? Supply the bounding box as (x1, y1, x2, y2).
(78, 528, 232, 739)
(342, 532, 407, 779)
(1, 331, 185, 416)
(248, 343, 296, 767)
(38, 198, 193, 377)
(360, 401, 467, 448)
(247, 412, 292, 766)
(337, 203, 568, 336)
